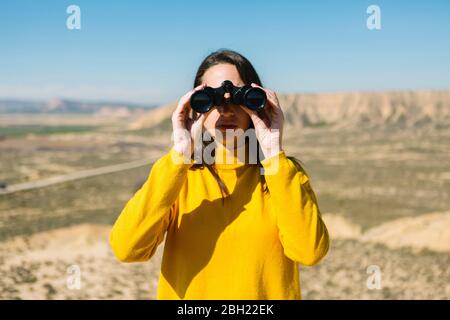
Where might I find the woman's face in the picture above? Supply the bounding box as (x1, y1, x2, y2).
(200, 63, 252, 145)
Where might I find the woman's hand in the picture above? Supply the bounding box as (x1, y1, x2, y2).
(239, 83, 284, 159)
(171, 84, 207, 159)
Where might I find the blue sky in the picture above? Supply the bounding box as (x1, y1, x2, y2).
(1, 0, 449, 105)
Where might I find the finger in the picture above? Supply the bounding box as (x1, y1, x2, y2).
(259, 108, 273, 128)
(251, 83, 276, 97)
(195, 113, 206, 123)
(176, 84, 206, 114)
(248, 86, 282, 127)
(192, 83, 207, 96)
(250, 83, 280, 109)
(238, 104, 257, 117)
(238, 105, 267, 128)
(265, 99, 279, 116)
(239, 105, 268, 130)
(191, 113, 206, 139)
(264, 99, 282, 124)
(186, 83, 207, 111)
(185, 118, 194, 131)
(239, 103, 269, 122)
(189, 113, 206, 132)
(191, 105, 209, 122)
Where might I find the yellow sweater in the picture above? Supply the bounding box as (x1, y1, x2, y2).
(109, 146, 329, 300)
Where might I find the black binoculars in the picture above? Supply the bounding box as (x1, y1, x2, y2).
(190, 80, 267, 113)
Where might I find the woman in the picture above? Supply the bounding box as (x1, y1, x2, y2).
(109, 49, 330, 300)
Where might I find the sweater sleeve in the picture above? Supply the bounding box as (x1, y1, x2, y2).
(109, 147, 194, 263)
(261, 150, 330, 266)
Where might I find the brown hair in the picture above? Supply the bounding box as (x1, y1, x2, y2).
(190, 49, 303, 204)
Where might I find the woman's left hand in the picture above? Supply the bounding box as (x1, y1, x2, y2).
(239, 83, 284, 159)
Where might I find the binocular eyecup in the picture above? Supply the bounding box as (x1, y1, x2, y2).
(190, 80, 267, 113)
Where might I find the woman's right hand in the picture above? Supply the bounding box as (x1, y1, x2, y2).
(171, 84, 207, 159)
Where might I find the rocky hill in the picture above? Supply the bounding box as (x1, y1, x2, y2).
(129, 90, 450, 132)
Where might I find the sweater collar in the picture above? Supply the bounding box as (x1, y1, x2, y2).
(212, 141, 248, 169)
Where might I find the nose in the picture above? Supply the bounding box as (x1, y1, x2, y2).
(217, 100, 234, 116)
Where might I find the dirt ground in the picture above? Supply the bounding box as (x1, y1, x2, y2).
(0, 220, 448, 300)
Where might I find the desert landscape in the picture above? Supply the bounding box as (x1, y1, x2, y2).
(0, 91, 449, 299)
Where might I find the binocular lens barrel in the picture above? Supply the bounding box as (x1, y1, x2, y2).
(190, 82, 266, 113)
(190, 91, 213, 113)
(243, 88, 266, 111)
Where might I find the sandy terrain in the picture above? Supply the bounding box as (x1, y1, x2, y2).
(0, 224, 160, 299)
(0, 212, 448, 300)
